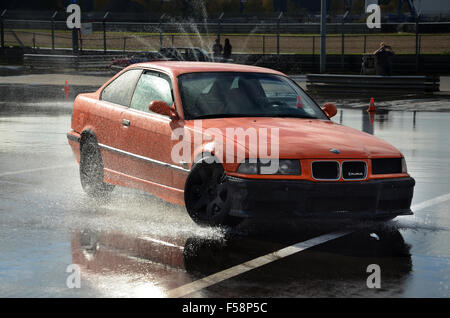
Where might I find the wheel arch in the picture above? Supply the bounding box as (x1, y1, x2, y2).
(80, 128, 99, 151)
(190, 152, 227, 172)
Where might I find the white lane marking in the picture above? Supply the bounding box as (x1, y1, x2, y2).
(166, 193, 450, 298)
(0, 164, 76, 177)
(165, 231, 351, 298)
(411, 193, 450, 212)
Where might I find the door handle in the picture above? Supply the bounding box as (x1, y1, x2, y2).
(121, 119, 130, 126)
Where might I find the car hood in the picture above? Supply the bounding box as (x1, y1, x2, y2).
(192, 117, 402, 159)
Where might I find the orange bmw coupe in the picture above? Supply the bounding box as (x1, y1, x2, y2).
(67, 61, 414, 226)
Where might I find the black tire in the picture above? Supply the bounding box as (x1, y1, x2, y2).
(79, 138, 114, 198)
(185, 162, 242, 227)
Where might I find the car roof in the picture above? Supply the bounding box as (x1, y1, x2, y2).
(130, 61, 286, 77)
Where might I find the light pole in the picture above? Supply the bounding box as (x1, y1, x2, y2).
(69, 0, 80, 54)
(320, 0, 326, 73)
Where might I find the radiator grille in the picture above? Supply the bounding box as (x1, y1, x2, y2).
(311, 161, 340, 180)
(342, 161, 367, 180)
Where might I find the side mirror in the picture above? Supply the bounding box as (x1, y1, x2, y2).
(149, 100, 178, 120)
(321, 103, 338, 118)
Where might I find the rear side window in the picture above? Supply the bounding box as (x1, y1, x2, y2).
(130, 71, 173, 113)
(101, 69, 142, 106)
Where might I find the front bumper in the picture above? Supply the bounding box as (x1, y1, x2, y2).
(227, 176, 415, 219)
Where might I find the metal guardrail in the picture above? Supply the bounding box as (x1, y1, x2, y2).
(23, 53, 119, 70)
(17, 51, 450, 76)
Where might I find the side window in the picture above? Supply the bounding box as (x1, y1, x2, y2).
(101, 69, 142, 106)
(130, 71, 173, 113)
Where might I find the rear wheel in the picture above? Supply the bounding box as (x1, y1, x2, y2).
(185, 162, 242, 227)
(80, 139, 114, 198)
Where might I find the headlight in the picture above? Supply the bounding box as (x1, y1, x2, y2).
(401, 157, 408, 173)
(237, 159, 301, 175)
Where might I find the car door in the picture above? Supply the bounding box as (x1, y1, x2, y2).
(119, 70, 187, 190)
(92, 69, 142, 174)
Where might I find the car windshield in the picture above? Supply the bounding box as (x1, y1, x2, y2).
(178, 72, 328, 120)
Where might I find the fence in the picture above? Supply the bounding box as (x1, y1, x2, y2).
(3, 28, 450, 56)
(2, 16, 450, 59)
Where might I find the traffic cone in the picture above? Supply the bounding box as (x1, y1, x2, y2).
(367, 97, 376, 113)
(369, 110, 375, 125)
(296, 95, 303, 108)
(64, 80, 70, 100)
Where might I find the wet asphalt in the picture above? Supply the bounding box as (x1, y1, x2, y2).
(0, 94, 449, 298)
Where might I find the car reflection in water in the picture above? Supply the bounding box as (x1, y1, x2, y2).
(71, 223, 412, 297)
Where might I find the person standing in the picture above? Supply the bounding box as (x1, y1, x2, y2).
(373, 42, 395, 76)
(223, 38, 232, 60)
(212, 38, 223, 58)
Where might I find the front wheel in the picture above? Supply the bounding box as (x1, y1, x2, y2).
(185, 162, 242, 227)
